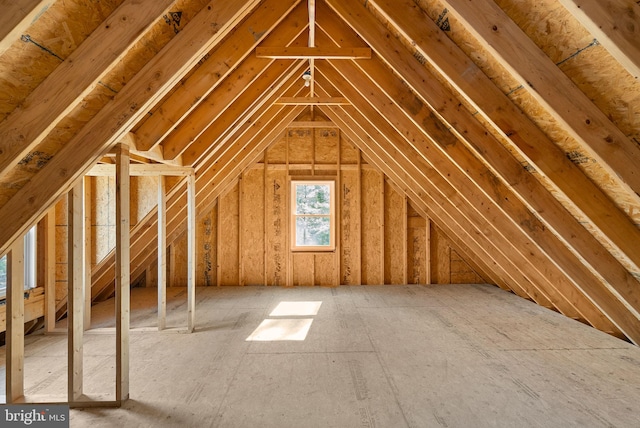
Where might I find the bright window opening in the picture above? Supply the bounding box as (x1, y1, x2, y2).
(291, 180, 335, 252)
(0, 226, 37, 298)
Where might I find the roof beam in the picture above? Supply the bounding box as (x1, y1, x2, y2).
(324, 0, 640, 289)
(0, 0, 178, 180)
(256, 46, 371, 59)
(275, 97, 349, 105)
(437, 0, 640, 196)
(134, 0, 304, 152)
(0, 0, 54, 55)
(557, 0, 640, 80)
(0, 0, 263, 255)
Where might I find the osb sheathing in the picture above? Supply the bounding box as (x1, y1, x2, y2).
(0, 0, 210, 206)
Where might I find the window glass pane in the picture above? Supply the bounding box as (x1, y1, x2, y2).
(0, 254, 6, 297)
(296, 216, 331, 246)
(295, 184, 331, 215)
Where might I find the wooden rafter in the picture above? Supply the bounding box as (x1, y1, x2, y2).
(323, 0, 640, 287)
(317, 2, 640, 338)
(0, 0, 178, 180)
(161, 25, 309, 160)
(438, 0, 640, 196)
(134, 0, 304, 152)
(316, 71, 625, 338)
(0, 0, 54, 55)
(0, 0, 263, 256)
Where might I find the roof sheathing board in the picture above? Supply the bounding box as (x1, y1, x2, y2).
(0, 0, 210, 206)
(410, 0, 640, 224)
(0, 0, 124, 121)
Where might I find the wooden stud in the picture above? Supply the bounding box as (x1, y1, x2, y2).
(6, 237, 25, 403)
(115, 143, 130, 403)
(44, 209, 56, 333)
(187, 173, 196, 332)
(68, 182, 84, 402)
(158, 176, 167, 330)
(84, 177, 92, 330)
(239, 173, 244, 286)
(425, 218, 432, 285)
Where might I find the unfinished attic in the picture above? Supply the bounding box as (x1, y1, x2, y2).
(1, 0, 640, 425)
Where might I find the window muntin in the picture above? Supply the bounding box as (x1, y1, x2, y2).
(291, 180, 335, 251)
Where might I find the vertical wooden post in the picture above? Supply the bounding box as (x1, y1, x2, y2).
(380, 174, 385, 285)
(335, 129, 341, 286)
(84, 177, 92, 329)
(187, 173, 196, 332)
(6, 237, 25, 403)
(238, 173, 244, 286)
(403, 195, 408, 285)
(115, 143, 130, 403)
(355, 151, 362, 285)
(157, 176, 167, 330)
(426, 218, 432, 285)
(44, 209, 56, 333)
(68, 183, 84, 402)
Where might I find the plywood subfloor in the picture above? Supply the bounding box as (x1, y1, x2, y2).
(2, 284, 640, 427)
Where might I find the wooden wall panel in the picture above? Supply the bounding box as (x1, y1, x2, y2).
(111, 124, 493, 289)
(431, 224, 451, 284)
(407, 203, 427, 284)
(265, 169, 287, 286)
(196, 205, 217, 286)
(314, 253, 335, 286)
(241, 169, 265, 285)
(340, 170, 360, 285)
(218, 183, 240, 286)
(288, 129, 313, 164)
(315, 128, 339, 164)
(384, 181, 405, 284)
(340, 134, 359, 164)
(361, 167, 383, 284)
(170, 232, 188, 287)
(292, 253, 314, 286)
(450, 249, 484, 284)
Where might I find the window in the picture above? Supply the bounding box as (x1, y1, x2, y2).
(0, 226, 37, 298)
(290, 180, 335, 251)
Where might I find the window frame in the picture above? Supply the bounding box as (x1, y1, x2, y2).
(290, 178, 336, 252)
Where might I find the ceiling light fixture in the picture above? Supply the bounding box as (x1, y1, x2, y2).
(302, 70, 312, 87)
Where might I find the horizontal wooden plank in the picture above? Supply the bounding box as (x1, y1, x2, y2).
(87, 164, 194, 176)
(275, 97, 349, 105)
(256, 46, 371, 59)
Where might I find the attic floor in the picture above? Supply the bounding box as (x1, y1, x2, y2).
(2, 284, 640, 427)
